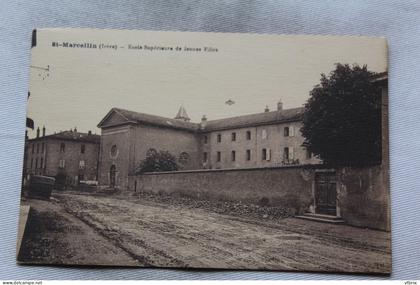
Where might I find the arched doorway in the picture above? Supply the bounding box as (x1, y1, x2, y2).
(110, 164, 116, 187)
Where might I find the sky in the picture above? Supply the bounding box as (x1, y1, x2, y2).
(27, 28, 387, 138)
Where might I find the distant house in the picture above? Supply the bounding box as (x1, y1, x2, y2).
(97, 101, 321, 189)
(23, 127, 100, 186)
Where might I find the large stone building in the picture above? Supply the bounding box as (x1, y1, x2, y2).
(23, 127, 100, 186)
(97, 101, 321, 189)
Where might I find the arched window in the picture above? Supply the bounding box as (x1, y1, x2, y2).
(60, 143, 65, 153)
(110, 144, 118, 158)
(179, 152, 190, 165)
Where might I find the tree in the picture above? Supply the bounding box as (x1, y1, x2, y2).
(301, 64, 382, 166)
(136, 149, 179, 173)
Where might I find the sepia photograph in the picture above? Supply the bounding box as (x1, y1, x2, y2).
(17, 28, 390, 274)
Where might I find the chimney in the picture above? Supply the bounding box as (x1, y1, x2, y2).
(36, 127, 40, 138)
(42, 126, 46, 137)
(200, 115, 207, 129)
(264, 105, 270, 112)
(25, 130, 28, 140)
(88, 130, 92, 135)
(277, 99, 283, 111)
(74, 127, 77, 132)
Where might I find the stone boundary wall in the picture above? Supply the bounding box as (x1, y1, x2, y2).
(128, 164, 390, 231)
(129, 165, 316, 215)
(337, 165, 390, 231)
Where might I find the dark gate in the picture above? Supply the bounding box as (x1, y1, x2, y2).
(315, 172, 337, 216)
(110, 165, 116, 187)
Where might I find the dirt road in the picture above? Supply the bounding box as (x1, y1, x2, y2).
(18, 198, 141, 266)
(19, 192, 391, 273)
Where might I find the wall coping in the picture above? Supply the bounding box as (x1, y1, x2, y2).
(130, 163, 327, 176)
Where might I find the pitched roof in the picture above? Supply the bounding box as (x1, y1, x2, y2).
(28, 130, 100, 143)
(203, 107, 304, 131)
(98, 107, 304, 133)
(98, 108, 199, 131)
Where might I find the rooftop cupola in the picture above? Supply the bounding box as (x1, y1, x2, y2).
(200, 115, 207, 129)
(277, 99, 283, 111)
(264, 105, 270, 112)
(174, 106, 191, 122)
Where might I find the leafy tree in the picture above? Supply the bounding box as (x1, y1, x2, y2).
(301, 64, 382, 166)
(136, 149, 179, 173)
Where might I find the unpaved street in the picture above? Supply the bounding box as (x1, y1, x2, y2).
(19, 192, 391, 273)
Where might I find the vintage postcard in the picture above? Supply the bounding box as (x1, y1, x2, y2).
(17, 28, 390, 273)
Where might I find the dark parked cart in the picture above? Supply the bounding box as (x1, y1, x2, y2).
(27, 175, 55, 200)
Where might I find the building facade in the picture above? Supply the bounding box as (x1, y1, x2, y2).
(23, 128, 100, 186)
(97, 102, 321, 189)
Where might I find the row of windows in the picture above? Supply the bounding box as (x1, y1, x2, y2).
(203, 147, 299, 163)
(30, 157, 44, 169)
(203, 126, 295, 144)
(60, 143, 86, 154)
(31, 142, 87, 154)
(31, 142, 45, 154)
(58, 160, 86, 169)
(30, 158, 87, 169)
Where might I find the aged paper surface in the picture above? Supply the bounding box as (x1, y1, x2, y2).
(19, 28, 390, 273)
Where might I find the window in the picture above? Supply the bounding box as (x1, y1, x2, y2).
(81, 144, 86, 154)
(41, 143, 45, 153)
(31, 144, 34, 154)
(246, 131, 251, 140)
(40, 158, 43, 169)
(283, 147, 294, 161)
(110, 145, 118, 157)
(217, 134, 221, 143)
(35, 158, 38, 169)
(36, 143, 39, 153)
(59, 159, 65, 168)
(216, 151, 221, 162)
(203, 135, 208, 144)
(262, 129, 268, 139)
(30, 158, 33, 169)
(60, 143, 65, 153)
(284, 126, 294, 137)
(179, 152, 190, 165)
(262, 148, 271, 161)
(231, 150, 236, 161)
(283, 147, 289, 160)
(231, 132, 236, 141)
(203, 152, 208, 163)
(79, 160, 85, 169)
(246, 149, 251, 161)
